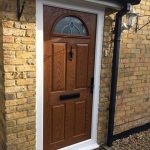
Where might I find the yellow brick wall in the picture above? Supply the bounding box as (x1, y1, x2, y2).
(1, 0, 36, 149)
(0, 0, 6, 149)
(98, 0, 150, 144)
(97, 11, 115, 143)
(114, 0, 150, 134)
(0, 0, 149, 149)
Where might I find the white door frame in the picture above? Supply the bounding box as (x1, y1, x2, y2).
(36, 0, 105, 150)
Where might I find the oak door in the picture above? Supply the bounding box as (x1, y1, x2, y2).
(44, 5, 97, 150)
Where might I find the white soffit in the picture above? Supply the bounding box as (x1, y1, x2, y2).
(84, 0, 121, 9)
(48, 0, 121, 10)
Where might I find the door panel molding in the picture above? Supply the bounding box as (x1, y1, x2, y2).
(36, 0, 105, 150)
(52, 43, 67, 91)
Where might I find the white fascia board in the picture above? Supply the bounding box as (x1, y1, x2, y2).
(47, 0, 121, 10)
(84, 0, 121, 10)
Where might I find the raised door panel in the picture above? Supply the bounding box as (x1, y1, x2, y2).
(74, 100, 86, 136)
(66, 45, 76, 91)
(76, 44, 89, 88)
(51, 105, 65, 143)
(52, 43, 66, 91)
(65, 102, 75, 138)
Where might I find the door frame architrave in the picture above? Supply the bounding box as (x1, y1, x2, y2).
(36, 0, 105, 149)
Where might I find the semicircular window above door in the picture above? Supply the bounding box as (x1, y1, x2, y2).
(53, 16, 88, 36)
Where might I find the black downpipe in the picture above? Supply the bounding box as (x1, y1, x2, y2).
(107, 3, 131, 147)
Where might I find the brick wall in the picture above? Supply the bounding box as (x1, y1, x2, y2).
(0, 0, 6, 149)
(98, 0, 150, 144)
(1, 0, 36, 149)
(114, 0, 150, 134)
(0, 0, 149, 149)
(97, 11, 114, 144)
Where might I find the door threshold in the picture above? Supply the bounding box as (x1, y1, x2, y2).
(59, 139, 99, 150)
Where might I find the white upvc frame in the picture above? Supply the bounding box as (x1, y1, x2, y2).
(36, 0, 105, 150)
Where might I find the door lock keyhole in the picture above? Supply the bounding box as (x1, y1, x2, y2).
(69, 46, 74, 61)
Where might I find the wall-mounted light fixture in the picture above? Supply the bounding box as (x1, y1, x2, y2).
(122, 7, 150, 32)
(122, 8, 138, 31)
(17, 0, 26, 20)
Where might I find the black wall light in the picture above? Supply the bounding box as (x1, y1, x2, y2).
(17, 0, 26, 20)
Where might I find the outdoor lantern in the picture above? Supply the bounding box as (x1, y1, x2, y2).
(122, 8, 138, 31)
(126, 8, 138, 29)
(122, 7, 150, 32)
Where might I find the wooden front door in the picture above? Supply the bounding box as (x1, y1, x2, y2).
(44, 5, 97, 150)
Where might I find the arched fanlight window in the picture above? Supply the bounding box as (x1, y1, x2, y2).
(53, 16, 88, 36)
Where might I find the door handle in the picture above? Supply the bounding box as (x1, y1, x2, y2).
(69, 46, 74, 61)
(60, 93, 80, 101)
(90, 77, 94, 94)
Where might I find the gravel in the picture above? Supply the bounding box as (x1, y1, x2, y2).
(100, 129, 150, 150)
